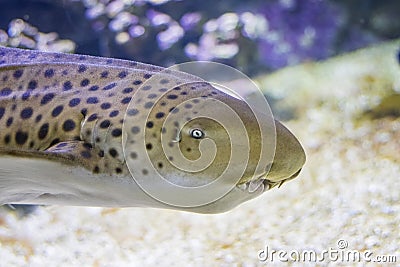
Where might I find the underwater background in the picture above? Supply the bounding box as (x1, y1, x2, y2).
(0, 0, 399, 266)
(1, 0, 399, 75)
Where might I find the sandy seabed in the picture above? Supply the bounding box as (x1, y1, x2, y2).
(1, 40, 399, 266)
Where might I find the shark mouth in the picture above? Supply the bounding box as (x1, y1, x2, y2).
(237, 178, 270, 194)
(236, 168, 302, 194)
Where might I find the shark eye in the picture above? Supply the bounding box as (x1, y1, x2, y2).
(190, 129, 204, 139)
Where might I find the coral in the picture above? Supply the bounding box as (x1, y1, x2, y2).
(0, 18, 75, 53)
(0, 0, 395, 73)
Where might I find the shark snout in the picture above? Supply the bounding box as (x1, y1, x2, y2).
(265, 120, 306, 184)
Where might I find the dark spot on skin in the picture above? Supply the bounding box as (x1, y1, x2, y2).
(38, 123, 49, 140)
(109, 148, 118, 158)
(35, 114, 42, 123)
(146, 121, 154, 128)
(109, 110, 119, 117)
(63, 120, 76, 132)
(20, 107, 33, 119)
(100, 71, 109, 78)
(167, 94, 178, 100)
(131, 126, 140, 134)
(111, 128, 122, 137)
(0, 88, 12, 97)
(87, 97, 99, 104)
(155, 112, 164, 119)
(11, 104, 16, 111)
(180, 91, 187, 95)
(148, 93, 157, 99)
(80, 79, 90, 87)
(146, 143, 152, 150)
(186, 147, 192, 152)
(173, 87, 181, 91)
(100, 120, 111, 129)
(157, 162, 163, 168)
(159, 88, 167, 92)
(144, 102, 153, 109)
(0, 107, 5, 120)
(81, 150, 91, 159)
(13, 69, 23, 79)
(6, 117, 13, 127)
(144, 73, 152, 79)
(29, 141, 35, 148)
(28, 80, 37, 90)
(123, 87, 133, 94)
(184, 103, 193, 109)
(98, 150, 104, 157)
(121, 97, 131, 104)
(81, 108, 88, 116)
(133, 80, 142, 85)
(103, 83, 116, 90)
(15, 131, 28, 145)
(63, 81, 73, 91)
(116, 168, 122, 174)
(127, 109, 138, 116)
(52, 105, 64, 117)
(101, 103, 111, 110)
(160, 79, 169, 84)
(170, 107, 179, 113)
(4, 134, 10, 144)
(69, 98, 81, 107)
(22, 90, 31, 101)
(88, 114, 98, 122)
(118, 71, 128, 78)
(142, 169, 148, 175)
(93, 166, 100, 173)
(78, 65, 87, 73)
(89, 85, 99, 91)
(79, 56, 86, 60)
(130, 152, 137, 159)
(40, 93, 55, 105)
(83, 143, 92, 149)
(142, 85, 151, 91)
(49, 138, 60, 147)
(44, 69, 55, 78)
(192, 99, 200, 104)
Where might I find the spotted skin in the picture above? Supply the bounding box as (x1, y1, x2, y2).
(0, 46, 306, 213)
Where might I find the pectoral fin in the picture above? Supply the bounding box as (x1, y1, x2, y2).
(0, 141, 110, 175)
